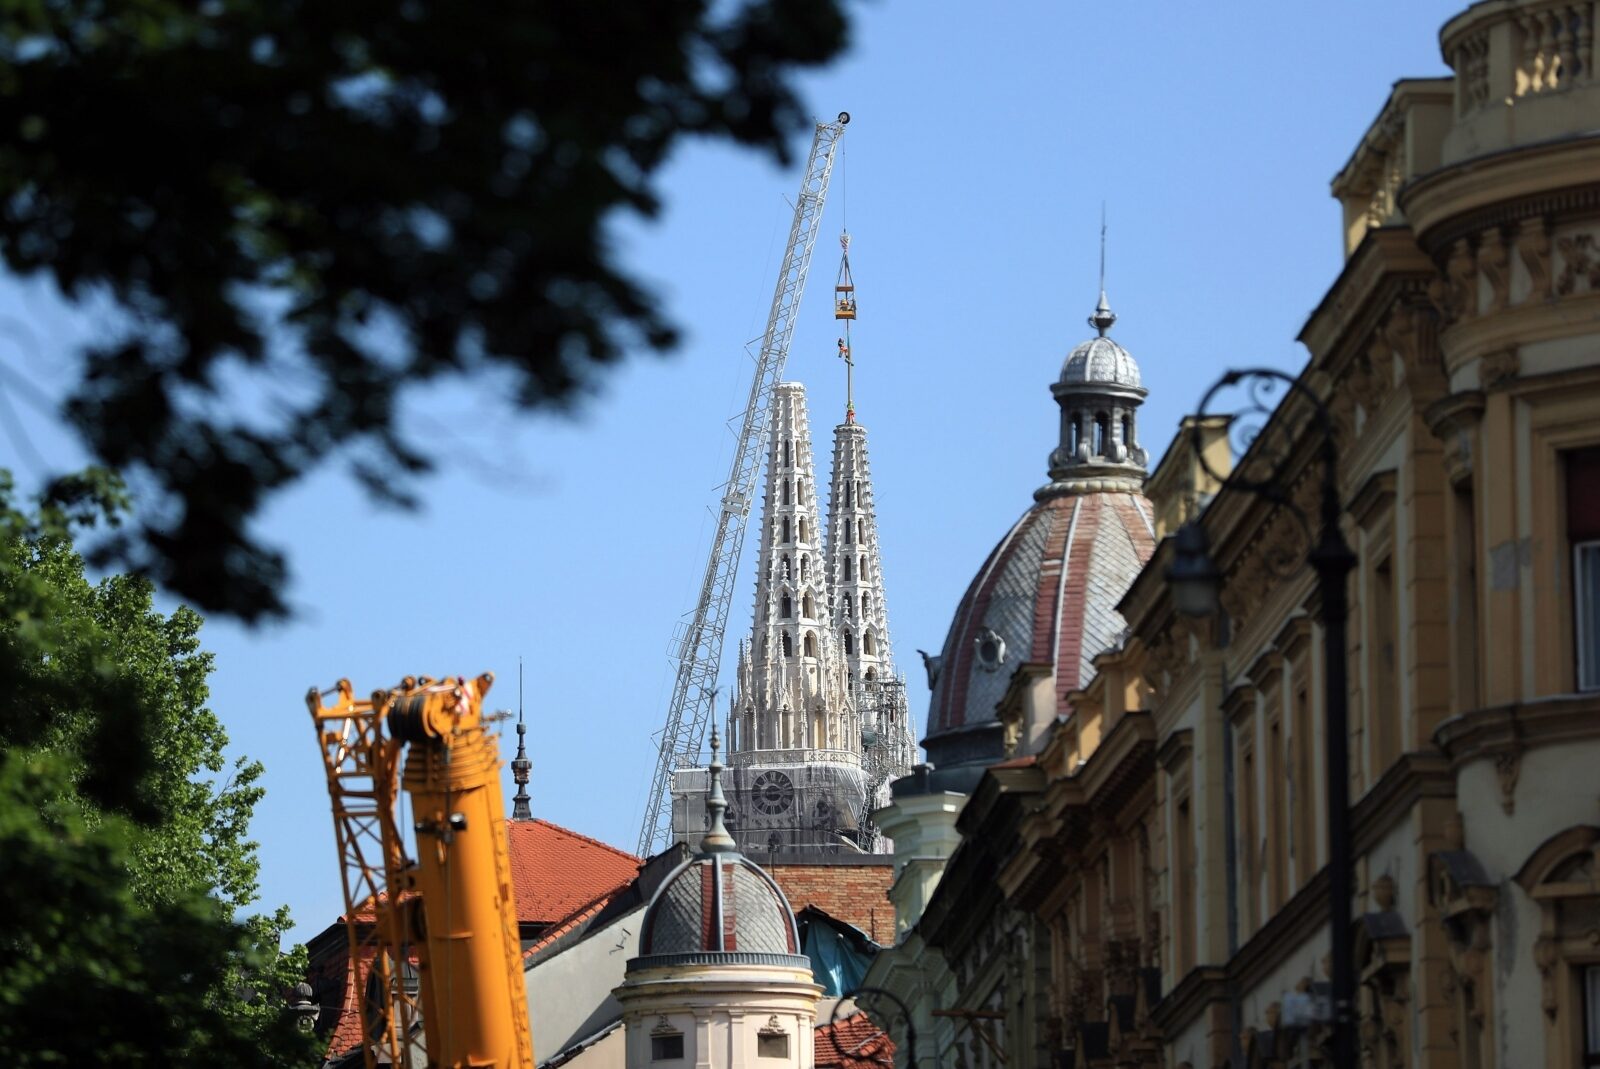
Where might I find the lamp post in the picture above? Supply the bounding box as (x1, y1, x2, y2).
(1167, 367, 1357, 1068)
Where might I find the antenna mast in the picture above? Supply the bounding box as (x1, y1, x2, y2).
(637, 112, 850, 856)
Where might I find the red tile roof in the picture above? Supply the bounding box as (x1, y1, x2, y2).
(507, 818, 640, 925)
(815, 1011, 894, 1067)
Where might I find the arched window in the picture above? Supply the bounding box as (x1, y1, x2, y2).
(781, 554, 790, 579)
(783, 479, 791, 506)
(1094, 413, 1109, 456)
(859, 554, 867, 580)
(781, 631, 793, 657)
(804, 632, 818, 657)
(800, 555, 809, 581)
(802, 593, 814, 618)
(780, 595, 792, 619)
(796, 480, 804, 506)
(863, 631, 876, 655)
(798, 518, 807, 543)
(844, 631, 854, 655)
(1069, 416, 1081, 455)
(784, 439, 793, 466)
(857, 519, 865, 542)
(782, 516, 790, 543)
(843, 557, 852, 581)
(1122, 414, 1133, 449)
(845, 520, 852, 544)
(862, 593, 872, 617)
(846, 481, 855, 508)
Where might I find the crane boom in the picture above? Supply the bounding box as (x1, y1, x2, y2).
(636, 112, 849, 856)
(310, 674, 533, 1069)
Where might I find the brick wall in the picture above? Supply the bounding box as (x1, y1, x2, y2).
(766, 859, 895, 943)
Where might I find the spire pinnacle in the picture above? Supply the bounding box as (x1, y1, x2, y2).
(510, 657, 532, 820)
(1089, 206, 1117, 337)
(700, 725, 737, 853)
(835, 231, 857, 421)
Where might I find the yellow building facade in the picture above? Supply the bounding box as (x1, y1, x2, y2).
(875, 2, 1600, 1066)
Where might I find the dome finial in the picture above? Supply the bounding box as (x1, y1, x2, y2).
(700, 723, 737, 853)
(1089, 204, 1116, 337)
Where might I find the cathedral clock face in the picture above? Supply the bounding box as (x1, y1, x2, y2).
(751, 771, 795, 815)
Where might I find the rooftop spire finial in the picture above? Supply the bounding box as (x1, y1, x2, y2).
(700, 723, 737, 853)
(835, 230, 857, 421)
(1089, 204, 1117, 337)
(510, 657, 532, 820)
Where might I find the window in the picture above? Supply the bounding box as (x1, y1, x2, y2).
(1175, 793, 1196, 974)
(800, 555, 809, 581)
(843, 557, 852, 581)
(1122, 413, 1133, 449)
(781, 516, 790, 543)
(782, 479, 791, 506)
(859, 554, 867, 579)
(1580, 544, 1600, 691)
(781, 554, 790, 579)
(1571, 448, 1600, 691)
(1370, 553, 1400, 768)
(802, 593, 814, 619)
(1069, 417, 1081, 455)
(784, 439, 792, 466)
(846, 480, 855, 508)
(844, 631, 854, 655)
(863, 631, 876, 655)
(651, 1034, 684, 1061)
(758, 1033, 789, 1058)
(1584, 965, 1600, 1067)
(780, 595, 792, 620)
(782, 632, 792, 657)
(862, 593, 871, 617)
(804, 632, 817, 657)
(798, 518, 807, 544)
(1094, 413, 1109, 456)
(857, 519, 864, 542)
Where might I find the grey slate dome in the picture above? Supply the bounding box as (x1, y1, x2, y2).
(634, 727, 804, 963)
(637, 853, 800, 957)
(1059, 292, 1143, 391)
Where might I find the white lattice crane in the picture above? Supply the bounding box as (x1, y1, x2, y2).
(636, 112, 849, 856)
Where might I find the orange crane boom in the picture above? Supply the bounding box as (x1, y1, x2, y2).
(309, 674, 534, 1069)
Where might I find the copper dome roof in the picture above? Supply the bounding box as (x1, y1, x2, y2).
(923, 491, 1155, 767)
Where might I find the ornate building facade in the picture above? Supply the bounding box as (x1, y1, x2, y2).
(872, 2, 1600, 1066)
(672, 381, 914, 855)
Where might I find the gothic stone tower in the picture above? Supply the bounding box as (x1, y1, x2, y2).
(827, 414, 915, 816)
(672, 383, 871, 855)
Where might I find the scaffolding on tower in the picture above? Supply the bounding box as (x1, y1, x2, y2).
(637, 112, 850, 857)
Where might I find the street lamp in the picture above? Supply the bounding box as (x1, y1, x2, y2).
(1169, 367, 1358, 1068)
(830, 984, 921, 1068)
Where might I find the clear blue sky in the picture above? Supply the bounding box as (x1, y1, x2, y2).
(1, 1, 1462, 942)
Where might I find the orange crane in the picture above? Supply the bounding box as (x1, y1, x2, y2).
(308, 673, 533, 1069)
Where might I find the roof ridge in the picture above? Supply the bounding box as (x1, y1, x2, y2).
(522, 877, 635, 962)
(529, 817, 642, 863)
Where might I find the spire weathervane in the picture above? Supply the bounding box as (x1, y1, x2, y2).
(511, 656, 532, 820)
(1089, 205, 1117, 337)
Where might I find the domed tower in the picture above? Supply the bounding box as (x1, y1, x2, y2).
(922, 289, 1157, 779)
(617, 730, 821, 1068)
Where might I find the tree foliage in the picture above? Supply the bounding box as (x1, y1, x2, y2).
(0, 469, 315, 1067)
(0, 0, 850, 621)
